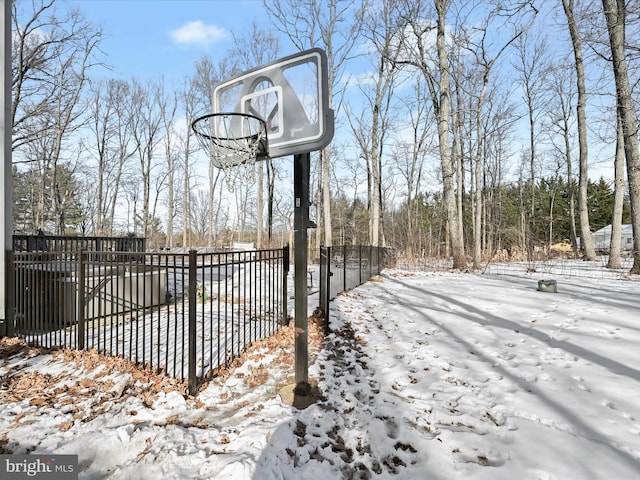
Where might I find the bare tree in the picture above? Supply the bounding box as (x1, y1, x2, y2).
(607, 112, 625, 268)
(129, 78, 165, 238)
(482, 88, 519, 257)
(12, 0, 103, 233)
(352, 0, 403, 247)
(191, 55, 233, 247)
(229, 22, 280, 248)
(86, 79, 114, 235)
(562, 0, 598, 260)
(86, 78, 137, 235)
(512, 31, 551, 257)
(178, 77, 200, 248)
(159, 84, 179, 248)
(602, 0, 640, 274)
(457, 6, 527, 268)
(546, 59, 579, 256)
(11, 1, 102, 152)
(189, 189, 210, 244)
(391, 79, 435, 257)
(265, 0, 366, 247)
(395, 0, 465, 267)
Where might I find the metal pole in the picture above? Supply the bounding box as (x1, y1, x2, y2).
(77, 250, 85, 350)
(188, 249, 197, 396)
(322, 246, 332, 335)
(293, 152, 310, 395)
(1, 1, 13, 336)
(282, 244, 289, 326)
(5, 251, 13, 337)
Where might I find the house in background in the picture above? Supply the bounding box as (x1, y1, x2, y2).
(590, 224, 634, 253)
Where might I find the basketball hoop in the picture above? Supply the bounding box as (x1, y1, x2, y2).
(191, 112, 268, 170)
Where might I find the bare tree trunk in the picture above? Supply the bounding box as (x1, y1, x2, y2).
(160, 90, 178, 248)
(370, 141, 381, 247)
(183, 140, 190, 248)
(207, 162, 221, 248)
(266, 159, 275, 242)
(564, 117, 579, 257)
(435, 0, 465, 268)
(453, 92, 465, 261)
(257, 161, 264, 248)
(519, 175, 526, 254)
(607, 113, 625, 269)
(602, 0, 640, 274)
(472, 67, 489, 269)
(322, 148, 333, 246)
(473, 136, 482, 267)
(563, 0, 597, 260)
(315, 160, 323, 248)
(398, 0, 464, 266)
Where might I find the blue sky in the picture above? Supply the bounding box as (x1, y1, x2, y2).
(68, 0, 273, 84)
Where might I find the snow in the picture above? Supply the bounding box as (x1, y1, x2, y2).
(2, 259, 640, 479)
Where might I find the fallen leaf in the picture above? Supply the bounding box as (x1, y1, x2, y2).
(59, 421, 73, 431)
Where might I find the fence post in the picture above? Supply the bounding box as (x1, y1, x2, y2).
(282, 245, 289, 326)
(318, 247, 325, 320)
(188, 249, 197, 396)
(5, 251, 13, 337)
(369, 246, 373, 278)
(343, 245, 347, 293)
(322, 246, 332, 335)
(77, 250, 85, 350)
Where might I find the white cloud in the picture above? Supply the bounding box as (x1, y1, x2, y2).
(169, 21, 227, 48)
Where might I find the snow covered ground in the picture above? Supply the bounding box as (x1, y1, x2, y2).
(1, 259, 640, 479)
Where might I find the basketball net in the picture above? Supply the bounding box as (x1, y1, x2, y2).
(192, 112, 269, 191)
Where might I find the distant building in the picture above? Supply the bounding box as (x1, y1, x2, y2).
(590, 224, 634, 253)
(230, 241, 256, 260)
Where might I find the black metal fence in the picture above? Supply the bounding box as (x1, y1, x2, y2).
(13, 234, 146, 254)
(319, 245, 393, 327)
(7, 247, 288, 395)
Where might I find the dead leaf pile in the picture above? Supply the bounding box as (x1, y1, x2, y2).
(207, 315, 325, 391)
(1, 312, 325, 410)
(0, 343, 191, 435)
(0, 337, 30, 359)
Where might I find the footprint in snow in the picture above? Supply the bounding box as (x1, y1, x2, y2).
(518, 371, 538, 383)
(496, 351, 516, 362)
(548, 331, 569, 341)
(526, 469, 559, 480)
(538, 373, 555, 382)
(600, 400, 639, 434)
(452, 445, 506, 467)
(572, 375, 591, 392)
(558, 317, 578, 330)
(593, 327, 620, 339)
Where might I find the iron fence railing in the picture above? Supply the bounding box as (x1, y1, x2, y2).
(7, 247, 289, 395)
(319, 245, 393, 329)
(12, 234, 146, 254)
